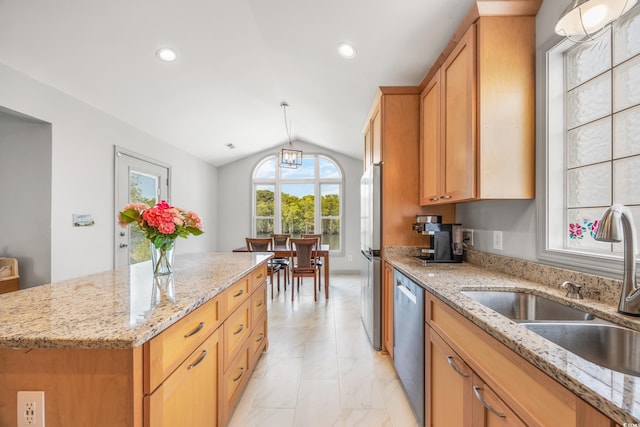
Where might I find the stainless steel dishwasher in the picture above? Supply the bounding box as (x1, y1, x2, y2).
(393, 269, 424, 426)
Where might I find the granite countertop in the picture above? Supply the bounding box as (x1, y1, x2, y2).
(0, 252, 271, 350)
(385, 254, 640, 425)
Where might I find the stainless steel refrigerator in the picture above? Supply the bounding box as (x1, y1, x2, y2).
(360, 163, 381, 350)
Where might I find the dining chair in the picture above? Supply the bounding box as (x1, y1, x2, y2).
(289, 238, 319, 301)
(270, 233, 291, 288)
(245, 237, 282, 299)
(301, 233, 323, 293)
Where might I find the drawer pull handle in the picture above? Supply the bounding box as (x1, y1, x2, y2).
(472, 386, 505, 418)
(257, 273, 264, 279)
(233, 289, 245, 298)
(232, 367, 245, 382)
(256, 333, 265, 343)
(184, 322, 205, 338)
(187, 349, 208, 370)
(233, 324, 245, 335)
(430, 197, 439, 201)
(256, 300, 264, 307)
(447, 356, 469, 378)
(441, 195, 451, 199)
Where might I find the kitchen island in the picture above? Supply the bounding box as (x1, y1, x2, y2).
(0, 252, 271, 426)
(386, 252, 640, 426)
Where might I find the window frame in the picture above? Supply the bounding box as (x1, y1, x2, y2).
(536, 31, 639, 278)
(251, 153, 345, 254)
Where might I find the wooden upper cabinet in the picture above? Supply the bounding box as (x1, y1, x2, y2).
(420, 9, 536, 205)
(371, 107, 382, 165)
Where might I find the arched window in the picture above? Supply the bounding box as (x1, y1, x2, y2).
(253, 154, 343, 252)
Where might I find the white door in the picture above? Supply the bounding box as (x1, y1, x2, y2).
(115, 148, 170, 269)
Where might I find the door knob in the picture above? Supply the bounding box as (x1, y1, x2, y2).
(119, 243, 129, 248)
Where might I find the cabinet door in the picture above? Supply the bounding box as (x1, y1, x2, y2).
(441, 24, 476, 202)
(371, 107, 382, 164)
(420, 72, 442, 205)
(426, 325, 472, 427)
(382, 262, 394, 357)
(472, 374, 526, 427)
(145, 328, 221, 427)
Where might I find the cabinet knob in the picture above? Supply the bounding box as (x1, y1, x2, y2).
(441, 195, 451, 199)
(430, 197, 440, 201)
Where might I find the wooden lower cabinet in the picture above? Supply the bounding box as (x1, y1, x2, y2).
(145, 328, 221, 427)
(425, 292, 617, 427)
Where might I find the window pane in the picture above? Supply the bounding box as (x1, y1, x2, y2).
(281, 183, 315, 236)
(614, 156, 640, 205)
(256, 185, 274, 216)
(567, 163, 611, 208)
(566, 72, 611, 129)
(613, 55, 640, 112)
(319, 157, 341, 178)
(566, 208, 611, 251)
(565, 29, 611, 90)
(129, 172, 158, 264)
(322, 219, 340, 251)
(321, 184, 340, 216)
(280, 157, 314, 179)
(613, 5, 640, 65)
(566, 118, 611, 168)
(255, 157, 276, 179)
(614, 105, 640, 158)
(255, 184, 274, 237)
(256, 219, 274, 238)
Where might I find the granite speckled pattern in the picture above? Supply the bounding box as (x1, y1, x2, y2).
(385, 251, 640, 425)
(0, 252, 271, 350)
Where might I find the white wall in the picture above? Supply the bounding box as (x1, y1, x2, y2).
(0, 63, 217, 282)
(0, 109, 52, 287)
(217, 141, 362, 272)
(455, 1, 566, 262)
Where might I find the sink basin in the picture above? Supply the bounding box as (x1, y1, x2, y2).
(462, 291, 595, 321)
(522, 322, 640, 376)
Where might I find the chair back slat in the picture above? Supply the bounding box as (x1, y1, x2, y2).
(245, 237, 273, 252)
(290, 238, 317, 269)
(271, 234, 290, 248)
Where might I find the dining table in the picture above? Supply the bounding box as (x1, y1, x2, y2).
(233, 243, 330, 298)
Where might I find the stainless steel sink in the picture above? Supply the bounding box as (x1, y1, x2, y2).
(522, 322, 640, 376)
(462, 290, 595, 321)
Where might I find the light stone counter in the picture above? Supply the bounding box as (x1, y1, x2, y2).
(386, 253, 640, 426)
(0, 252, 271, 350)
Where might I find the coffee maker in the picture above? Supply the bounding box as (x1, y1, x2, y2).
(412, 215, 463, 263)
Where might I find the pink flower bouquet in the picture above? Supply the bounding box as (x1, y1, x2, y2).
(118, 200, 203, 274)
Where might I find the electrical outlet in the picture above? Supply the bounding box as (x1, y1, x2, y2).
(462, 228, 474, 247)
(17, 391, 44, 427)
(493, 230, 503, 250)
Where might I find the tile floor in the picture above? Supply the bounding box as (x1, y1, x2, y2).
(228, 273, 421, 427)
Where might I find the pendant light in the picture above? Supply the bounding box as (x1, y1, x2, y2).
(279, 102, 302, 169)
(555, 0, 638, 41)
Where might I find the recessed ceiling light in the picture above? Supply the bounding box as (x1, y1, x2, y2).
(337, 42, 357, 59)
(156, 47, 177, 62)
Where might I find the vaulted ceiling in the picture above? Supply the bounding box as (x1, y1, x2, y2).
(0, 0, 476, 166)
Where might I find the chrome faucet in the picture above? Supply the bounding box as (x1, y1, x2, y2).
(595, 204, 640, 316)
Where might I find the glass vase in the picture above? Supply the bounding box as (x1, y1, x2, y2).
(151, 240, 175, 276)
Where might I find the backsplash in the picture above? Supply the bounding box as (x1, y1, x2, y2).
(384, 246, 622, 307)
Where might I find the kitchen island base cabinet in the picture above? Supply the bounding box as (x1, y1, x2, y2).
(0, 347, 144, 427)
(0, 262, 269, 427)
(425, 293, 616, 427)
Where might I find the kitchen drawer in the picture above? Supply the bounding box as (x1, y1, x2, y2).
(145, 295, 222, 394)
(223, 298, 251, 371)
(251, 282, 267, 322)
(145, 328, 221, 427)
(250, 312, 268, 366)
(249, 264, 267, 292)
(226, 276, 250, 314)
(223, 345, 250, 423)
